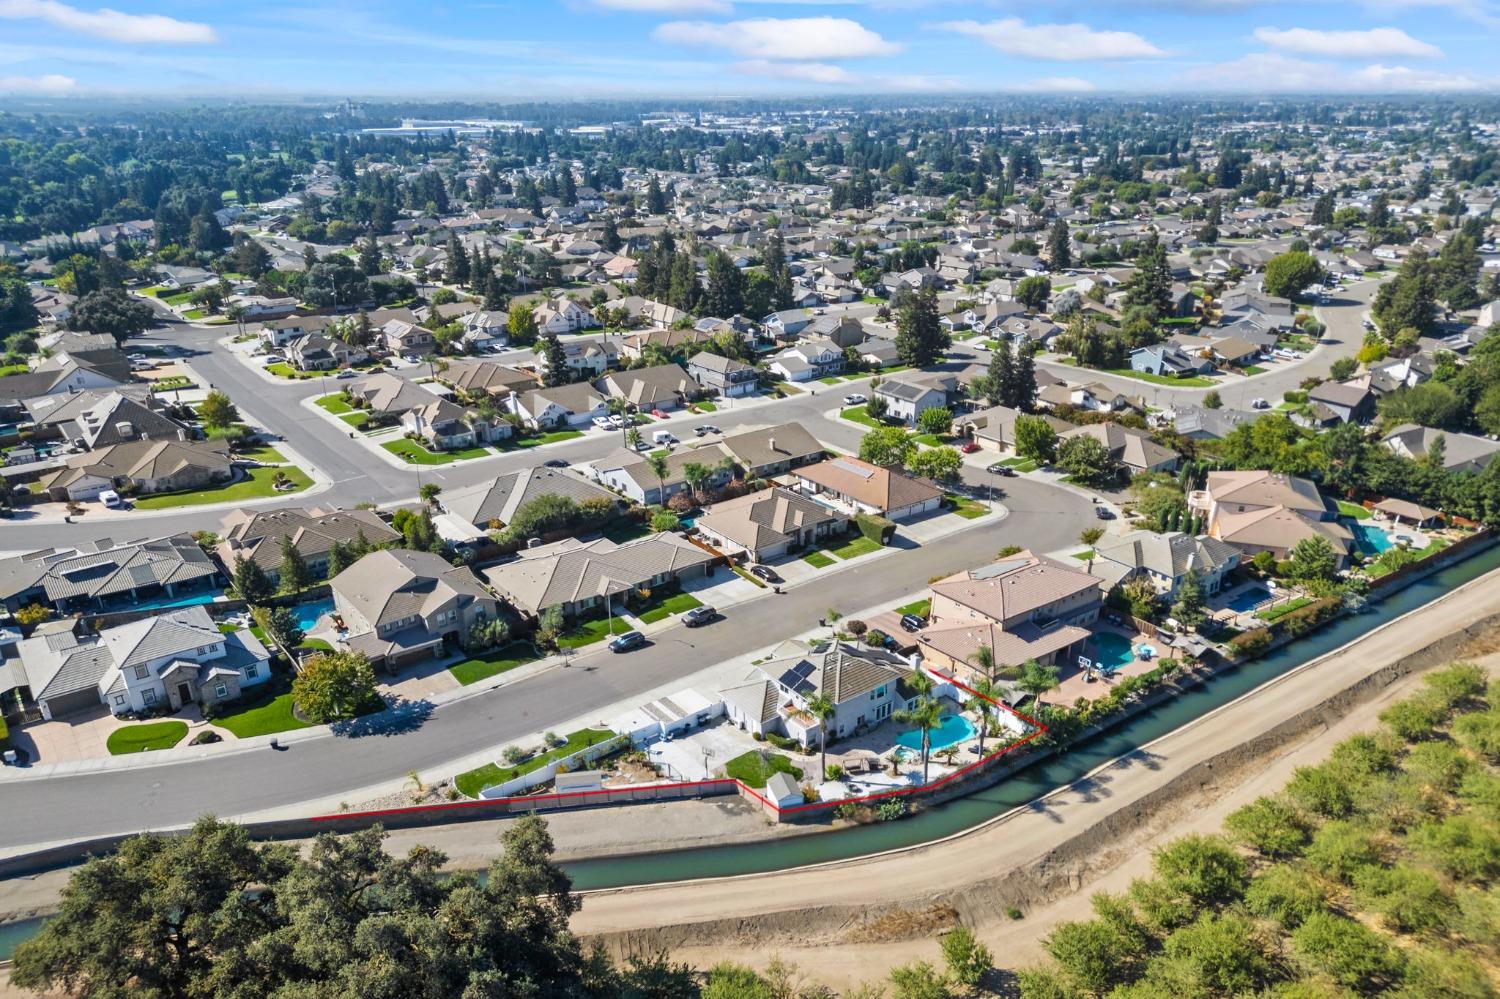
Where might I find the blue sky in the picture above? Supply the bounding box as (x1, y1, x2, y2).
(1, 0, 1498, 98)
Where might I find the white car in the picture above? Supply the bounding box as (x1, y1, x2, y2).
(335, 369, 358, 379)
(591, 416, 613, 430)
(1251, 398, 1270, 409)
(843, 393, 867, 406)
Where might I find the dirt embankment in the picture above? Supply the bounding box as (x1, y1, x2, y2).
(576, 576, 1500, 987)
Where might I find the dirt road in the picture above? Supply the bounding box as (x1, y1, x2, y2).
(572, 570, 1500, 989)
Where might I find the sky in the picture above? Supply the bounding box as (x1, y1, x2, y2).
(1, 0, 1499, 99)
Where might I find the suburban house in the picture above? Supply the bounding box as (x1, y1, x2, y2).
(1087, 530, 1241, 602)
(594, 363, 700, 413)
(259, 315, 333, 348)
(874, 371, 961, 425)
(694, 487, 849, 563)
(532, 296, 598, 335)
(440, 467, 618, 529)
(348, 372, 442, 418)
(916, 551, 1102, 682)
(329, 548, 501, 671)
(1057, 422, 1180, 476)
(1306, 380, 1376, 425)
(1382, 424, 1500, 474)
(1169, 404, 1251, 442)
(538, 338, 616, 380)
(507, 382, 610, 429)
(381, 320, 433, 357)
(400, 397, 510, 451)
(1193, 469, 1351, 566)
(721, 640, 920, 746)
(461, 310, 509, 351)
(482, 533, 716, 619)
(621, 327, 716, 362)
(768, 338, 845, 382)
(286, 334, 367, 372)
(590, 445, 734, 505)
(687, 351, 757, 398)
(0, 352, 133, 415)
(25, 390, 188, 450)
(789, 456, 944, 522)
(215, 506, 400, 584)
(956, 405, 1074, 454)
(33, 440, 234, 502)
(440, 359, 537, 399)
(1129, 343, 1213, 378)
(0, 534, 222, 615)
(16, 606, 270, 720)
(719, 423, 826, 478)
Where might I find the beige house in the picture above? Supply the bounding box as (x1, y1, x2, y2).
(956, 405, 1074, 453)
(1193, 470, 1350, 565)
(34, 440, 233, 502)
(788, 456, 944, 522)
(694, 487, 849, 563)
(1088, 530, 1240, 602)
(917, 551, 1102, 680)
(329, 549, 501, 671)
(1057, 422, 1180, 475)
(483, 533, 715, 619)
(216, 506, 400, 584)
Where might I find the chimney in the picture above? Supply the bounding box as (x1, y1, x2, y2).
(768, 436, 777, 454)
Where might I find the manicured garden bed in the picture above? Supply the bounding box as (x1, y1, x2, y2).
(106, 720, 189, 755)
(132, 466, 312, 509)
(724, 750, 802, 789)
(456, 727, 616, 797)
(382, 439, 491, 465)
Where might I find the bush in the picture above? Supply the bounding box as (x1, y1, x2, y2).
(940, 925, 992, 988)
(190, 731, 223, 746)
(1291, 912, 1404, 990)
(854, 511, 896, 545)
(1244, 865, 1326, 929)
(1225, 795, 1311, 858)
(1228, 627, 1272, 659)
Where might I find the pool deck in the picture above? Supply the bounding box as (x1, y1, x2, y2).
(1055, 623, 1158, 705)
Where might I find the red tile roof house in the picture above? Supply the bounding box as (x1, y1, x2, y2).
(916, 551, 1103, 683)
(788, 456, 944, 522)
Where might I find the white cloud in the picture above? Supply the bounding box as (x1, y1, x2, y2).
(654, 16, 901, 60)
(1252, 26, 1441, 58)
(0, 0, 215, 44)
(940, 18, 1166, 61)
(734, 58, 857, 83)
(0, 71, 76, 92)
(1182, 51, 1484, 91)
(594, 0, 731, 13)
(1019, 76, 1099, 92)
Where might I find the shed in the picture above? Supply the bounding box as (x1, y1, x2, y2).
(764, 770, 803, 809)
(1372, 498, 1443, 527)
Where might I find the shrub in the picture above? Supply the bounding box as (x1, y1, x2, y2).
(1379, 692, 1449, 742)
(1244, 865, 1326, 929)
(854, 512, 896, 545)
(1228, 627, 1272, 659)
(1225, 795, 1311, 858)
(940, 925, 992, 988)
(1305, 820, 1381, 883)
(1291, 912, 1404, 991)
(1353, 863, 1454, 933)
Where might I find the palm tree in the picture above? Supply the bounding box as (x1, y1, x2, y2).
(1017, 659, 1061, 710)
(968, 643, 997, 684)
(966, 676, 1001, 757)
(606, 397, 631, 445)
(806, 693, 837, 780)
(895, 696, 944, 784)
(225, 302, 248, 336)
(683, 461, 711, 505)
(646, 452, 670, 505)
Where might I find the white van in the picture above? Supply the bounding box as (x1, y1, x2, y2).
(99, 489, 122, 508)
(652, 430, 676, 446)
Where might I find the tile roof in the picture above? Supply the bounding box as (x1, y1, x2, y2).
(930, 551, 1101, 626)
(483, 533, 714, 614)
(217, 506, 399, 571)
(790, 456, 943, 514)
(440, 468, 616, 528)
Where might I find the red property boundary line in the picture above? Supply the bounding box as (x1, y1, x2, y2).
(310, 667, 1047, 825)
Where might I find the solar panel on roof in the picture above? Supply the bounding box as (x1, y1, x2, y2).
(973, 558, 1028, 579)
(777, 660, 816, 694)
(830, 458, 874, 479)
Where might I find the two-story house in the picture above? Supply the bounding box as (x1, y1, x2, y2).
(533, 297, 598, 335)
(874, 372, 960, 425)
(1191, 469, 1351, 566)
(1088, 530, 1240, 603)
(768, 338, 845, 382)
(687, 351, 757, 398)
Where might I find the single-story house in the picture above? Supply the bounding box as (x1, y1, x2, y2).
(789, 456, 944, 522)
(34, 440, 234, 502)
(482, 533, 716, 619)
(694, 487, 849, 562)
(216, 506, 400, 584)
(440, 467, 618, 529)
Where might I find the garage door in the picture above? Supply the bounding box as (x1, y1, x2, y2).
(41, 688, 101, 719)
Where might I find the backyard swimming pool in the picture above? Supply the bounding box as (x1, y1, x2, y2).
(1348, 520, 1393, 556)
(1089, 632, 1135, 673)
(293, 598, 335, 633)
(1225, 585, 1272, 614)
(895, 712, 975, 752)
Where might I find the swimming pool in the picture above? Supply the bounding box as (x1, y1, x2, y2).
(105, 589, 222, 612)
(293, 597, 335, 633)
(1347, 520, 1393, 556)
(1089, 632, 1135, 673)
(895, 712, 975, 752)
(1225, 585, 1271, 614)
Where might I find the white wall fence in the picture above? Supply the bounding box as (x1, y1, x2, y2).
(477, 733, 628, 799)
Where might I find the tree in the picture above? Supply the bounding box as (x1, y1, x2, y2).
(888, 961, 949, 999)
(646, 452, 671, 503)
(68, 287, 154, 344)
(327, 540, 356, 578)
(1010, 343, 1038, 412)
(1126, 235, 1172, 317)
(541, 332, 570, 388)
(916, 406, 953, 437)
(1014, 415, 1058, 464)
(682, 461, 711, 504)
(894, 693, 944, 784)
(645, 174, 667, 215)
(292, 650, 377, 723)
(197, 389, 239, 430)
(806, 693, 837, 780)
(231, 554, 276, 605)
(507, 306, 538, 345)
(1015, 275, 1053, 313)
(966, 674, 1001, 758)
(419, 482, 442, 506)
(277, 536, 311, 594)
(1057, 434, 1117, 486)
(894, 286, 948, 367)
(860, 426, 917, 467)
(908, 445, 963, 483)
(1018, 659, 1060, 709)
(1045, 219, 1071, 269)
(1377, 382, 1464, 430)
(1373, 254, 1436, 336)
(254, 604, 304, 650)
(1225, 795, 1310, 858)
(1202, 389, 1222, 410)
(1264, 250, 1323, 300)
(1171, 569, 1208, 630)
(1292, 912, 1404, 991)
(1286, 535, 1338, 583)
(1079, 526, 1105, 547)
(703, 250, 744, 319)
(981, 342, 1013, 406)
(651, 510, 681, 532)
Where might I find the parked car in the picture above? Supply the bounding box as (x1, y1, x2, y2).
(1094, 506, 1115, 520)
(843, 393, 867, 406)
(693, 426, 710, 437)
(651, 408, 668, 419)
(960, 441, 980, 454)
(699, 425, 720, 435)
(543, 458, 569, 468)
(987, 462, 1017, 476)
(591, 417, 613, 430)
(1251, 398, 1269, 409)
(749, 564, 780, 583)
(608, 631, 645, 653)
(335, 369, 358, 379)
(899, 613, 925, 632)
(683, 606, 719, 628)
(100, 489, 123, 509)
(631, 440, 651, 451)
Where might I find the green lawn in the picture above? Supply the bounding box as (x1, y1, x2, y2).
(634, 591, 703, 624)
(946, 494, 991, 520)
(692, 400, 718, 413)
(455, 727, 616, 797)
(1057, 359, 1217, 388)
(827, 535, 881, 560)
(1255, 597, 1315, 623)
(0, 363, 28, 376)
(315, 394, 354, 415)
(107, 720, 189, 755)
(724, 750, 803, 789)
(264, 362, 319, 380)
(239, 445, 286, 464)
(132, 466, 312, 509)
(382, 439, 491, 465)
(894, 597, 930, 618)
(214, 690, 313, 739)
(1001, 458, 1038, 473)
(913, 433, 953, 447)
(1240, 365, 1267, 375)
(802, 549, 836, 568)
(1072, 549, 1096, 561)
(840, 405, 884, 429)
(1337, 501, 1371, 520)
(558, 615, 632, 649)
(496, 430, 584, 452)
(449, 641, 539, 686)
